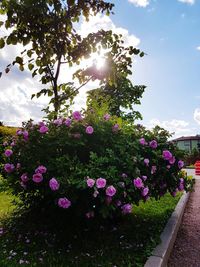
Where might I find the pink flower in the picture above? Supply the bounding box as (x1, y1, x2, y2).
(139, 138, 146, 145)
(86, 178, 95, 188)
(53, 118, 62, 126)
(106, 185, 117, 197)
(151, 165, 157, 174)
(86, 126, 94, 134)
(166, 165, 171, 169)
(133, 177, 143, 189)
(58, 197, 71, 209)
(35, 165, 47, 174)
(103, 113, 110, 121)
(21, 173, 29, 182)
(169, 156, 176, 165)
(178, 183, 184, 191)
(180, 178, 184, 183)
(144, 158, 149, 166)
(85, 211, 94, 219)
(32, 173, 43, 183)
(16, 163, 21, 169)
(142, 187, 149, 197)
(178, 160, 184, 169)
(3, 141, 8, 146)
(4, 149, 13, 157)
(64, 118, 71, 127)
(162, 150, 172, 160)
(112, 124, 119, 133)
(142, 175, 147, 181)
(39, 125, 48, 134)
(96, 178, 107, 188)
(149, 140, 157, 149)
(38, 121, 45, 127)
(93, 190, 99, 198)
(171, 191, 177, 197)
(16, 129, 22, 135)
(23, 131, 29, 141)
(116, 200, 122, 207)
(121, 203, 132, 214)
(72, 111, 82, 121)
(49, 178, 60, 191)
(4, 163, 15, 173)
(11, 141, 15, 146)
(121, 173, 128, 178)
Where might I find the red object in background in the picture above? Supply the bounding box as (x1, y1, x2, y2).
(195, 161, 200, 175)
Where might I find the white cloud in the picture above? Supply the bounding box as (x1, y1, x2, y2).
(194, 108, 200, 125)
(178, 0, 195, 5)
(148, 118, 195, 138)
(79, 14, 140, 48)
(196, 46, 200, 51)
(128, 0, 150, 7)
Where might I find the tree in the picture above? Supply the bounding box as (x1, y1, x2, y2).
(0, 0, 144, 118)
(86, 77, 145, 121)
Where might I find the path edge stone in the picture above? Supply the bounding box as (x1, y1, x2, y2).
(144, 191, 190, 267)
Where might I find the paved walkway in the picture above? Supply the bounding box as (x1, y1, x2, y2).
(168, 172, 200, 267)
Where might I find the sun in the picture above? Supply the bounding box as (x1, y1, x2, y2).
(85, 49, 107, 70)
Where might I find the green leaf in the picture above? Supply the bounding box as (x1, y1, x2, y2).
(0, 38, 5, 49)
(28, 63, 34, 71)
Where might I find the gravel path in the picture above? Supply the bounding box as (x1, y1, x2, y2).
(168, 179, 200, 267)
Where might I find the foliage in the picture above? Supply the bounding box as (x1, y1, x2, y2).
(0, 190, 181, 267)
(0, 126, 17, 174)
(87, 77, 145, 122)
(1, 112, 194, 220)
(184, 148, 200, 166)
(0, 0, 144, 118)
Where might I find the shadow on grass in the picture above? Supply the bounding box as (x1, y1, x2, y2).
(0, 193, 181, 267)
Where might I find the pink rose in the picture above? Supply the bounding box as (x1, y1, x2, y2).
(58, 197, 71, 209)
(72, 111, 82, 121)
(35, 165, 47, 174)
(149, 140, 157, 149)
(21, 173, 29, 182)
(49, 178, 60, 191)
(4, 163, 15, 173)
(4, 149, 13, 157)
(121, 203, 132, 214)
(103, 113, 110, 121)
(86, 126, 94, 135)
(64, 118, 71, 127)
(106, 185, 117, 197)
(133, 177, 143, 189)
(96, 178, 107, 188)
(32, 173, 43, 183)
(139, 138, 146, 145)
(86, 178, 95, 188)
(39, 125, 48, 134)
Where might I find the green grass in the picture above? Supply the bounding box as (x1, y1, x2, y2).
(0, 192, 182, 267)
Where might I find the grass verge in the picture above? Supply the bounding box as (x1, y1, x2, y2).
(0, 192, 181, 267)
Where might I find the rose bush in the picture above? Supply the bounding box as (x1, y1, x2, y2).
(1, 112, 194, 219)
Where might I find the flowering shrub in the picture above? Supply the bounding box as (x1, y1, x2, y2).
(2, 112, 194, 219)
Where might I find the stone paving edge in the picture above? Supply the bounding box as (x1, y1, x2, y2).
(143, 191, 190, 267)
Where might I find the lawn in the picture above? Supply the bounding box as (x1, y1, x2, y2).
(0, 191, 182, 267)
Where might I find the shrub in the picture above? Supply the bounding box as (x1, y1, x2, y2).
(0, 126, 17, 173)
(1, 112, 194, 220)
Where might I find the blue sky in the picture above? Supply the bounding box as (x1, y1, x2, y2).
(111, 0, 200, 137)
(0, 0, 200, 137)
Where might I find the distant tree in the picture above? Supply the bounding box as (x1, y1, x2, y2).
(0, 0, 144, 119)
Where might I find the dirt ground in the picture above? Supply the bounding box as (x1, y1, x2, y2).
(168, 179, 200, 267)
